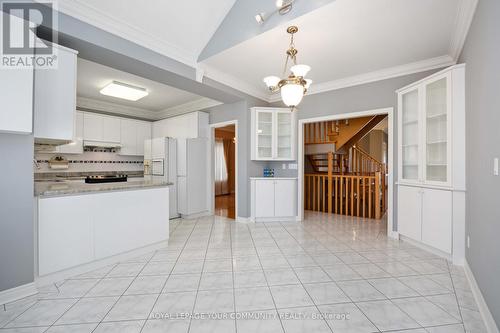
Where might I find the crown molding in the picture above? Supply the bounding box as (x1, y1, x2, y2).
(268, 55, 456, 102)
(449, 0, 479, 61)
(201, 64, 271, 102)
(76, 96, 158, 120)
(57, 0, 197, 67)
(156, 98, 223, 119)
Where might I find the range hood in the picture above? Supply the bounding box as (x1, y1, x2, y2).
(83, 140, 122, 148)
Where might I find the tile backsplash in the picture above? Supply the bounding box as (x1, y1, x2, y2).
(34, 151, 143, 173)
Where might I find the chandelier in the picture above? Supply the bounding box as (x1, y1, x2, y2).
(263, 26, 312, 109)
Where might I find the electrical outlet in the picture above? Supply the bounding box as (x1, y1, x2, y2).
(282, 163, 287, 170)
(467, 236, 470, 249)
(288, 163, 298, 170)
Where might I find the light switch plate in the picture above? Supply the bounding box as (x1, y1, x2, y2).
(288, 163, 298, 170)
(494, 158, 499, 176)
(282, 163, 287, 170)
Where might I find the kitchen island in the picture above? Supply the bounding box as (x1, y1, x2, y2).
(35, 179, 172, 284)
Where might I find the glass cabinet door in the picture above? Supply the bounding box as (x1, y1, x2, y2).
(424, 76, 449, 183)
(256, 111, 273, 159)
(276, 112, 292, 159)
(401, 89, 420, 181)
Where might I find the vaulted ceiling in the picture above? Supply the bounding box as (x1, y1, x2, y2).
(58, 0, 478, 104)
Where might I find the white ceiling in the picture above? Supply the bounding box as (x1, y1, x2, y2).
(77, 58, 220, 119)
(201, 0, 473, 101)
(58, 0, 236, 66)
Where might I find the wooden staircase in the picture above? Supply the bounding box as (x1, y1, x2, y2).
(308, 153, 348, 173)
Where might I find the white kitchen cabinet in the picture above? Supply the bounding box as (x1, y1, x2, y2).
(83, 113, 103, 142)
(119, 119, 137, 155)
(250, 178, 297, 221)
(136, 121, 151, 155)
(56, 112, 84, 154)
(102, 115, 121, 143)
(152, 111, 209, 139)
(34, 43, 78, 144)
(397, 65, 465, 263)
(0, 14, 33, 134)
(83, 113, 121, 143)
(250, 107, 296, 161)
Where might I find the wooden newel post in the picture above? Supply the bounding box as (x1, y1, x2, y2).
(375, 171, 381, 219)
(327, 152, 333, 213)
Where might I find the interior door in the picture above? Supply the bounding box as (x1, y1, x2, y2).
(397, 185, 422, 242)
(422, 188, 452, 253)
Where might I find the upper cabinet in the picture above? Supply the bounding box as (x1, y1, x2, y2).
(250, 107, 296, 161)
(56, 112, 84, 154)
(83, 113, 121, 143)
(34, 43, 78, 144)
(0, 14, 33, 135)
(397, 65, 463, 189)
(152, 111, 209, 139)
(119, 119, 151, 156)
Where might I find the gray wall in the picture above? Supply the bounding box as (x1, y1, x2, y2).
(206, 69, 440, 219)
(0, 134, 34, 292)
(459, 0, 500, 325)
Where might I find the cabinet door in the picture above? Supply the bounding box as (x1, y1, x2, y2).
(397, 186, 422, 242)
(274, 180, 296, 217)
(256, 111, 273, 159)
(0, 14, 33, 134)
(255, 180, 275, 217)
(423, 74, 451, 185)
(34, 45, 76, 142)
(56, 112, 83, 154)
(399, 88, 420, 182)
(136, 122, 151, 156)
(83, 113, 103, 141)
(102, 116, 121, 143)
(120, 119, 137, 155)
(422, 188, 452, 253)
(275, 111, 293, 160)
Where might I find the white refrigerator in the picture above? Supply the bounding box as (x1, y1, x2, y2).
(144, 137, 178, 219)
(177, 138, 208, 217)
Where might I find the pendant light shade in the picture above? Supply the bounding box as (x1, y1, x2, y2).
(281, 83, 304, 107)
(291, 64, 311, 77)
(263, 76, 281, 89)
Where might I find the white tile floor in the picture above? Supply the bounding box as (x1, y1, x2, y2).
(0, 212, 488, 333)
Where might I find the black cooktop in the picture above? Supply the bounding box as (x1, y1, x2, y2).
(85, 175, 128, 184)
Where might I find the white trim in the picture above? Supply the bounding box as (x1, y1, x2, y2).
(180, 211, 212, 220)
(297, 108, 396, 239)
(57, 0, 197, 67)
(201, 64, 271, 102)
(271, 56, 456, 102)
(399, 234, 452, 261)
(76, 96, 157, 120)
(449, 0, 479, 61)
(396, 64, 465, 93)
(0, 283, 37, 306)
(236, 216, 253, 224)
(157, 98, 223, 119)
(464, 260, 500, 333)
(35, 241, 168, 288)
(210, 120, 239, 220)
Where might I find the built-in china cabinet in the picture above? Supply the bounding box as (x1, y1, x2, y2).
(397, 64, 465, 264)
(250, 107, 296, 161)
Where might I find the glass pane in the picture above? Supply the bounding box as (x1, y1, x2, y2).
(257, 112, 273, 158)
(425, 78, 447, 182)
(402, 89, 419, 180)
(277, 113, 292, 159)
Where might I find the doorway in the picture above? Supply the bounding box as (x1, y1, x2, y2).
(298, 108, 395, 238)
(212, 123, 237, 219)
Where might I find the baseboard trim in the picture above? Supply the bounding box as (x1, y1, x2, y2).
(389, 231, 400, 240)
(35, 240, 168, 288)
(464, 260, 500, 333)
(236, 216, 252, 224)
(180, 211, 211, 219)
(399, 235, 453, 263)
(0, 282, 37, 306)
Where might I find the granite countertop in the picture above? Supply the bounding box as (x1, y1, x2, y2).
(34, 171, 144, 181)
(35, 178, 172, 197)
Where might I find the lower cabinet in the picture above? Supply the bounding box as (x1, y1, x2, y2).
(398, 185, 452, 254)
(251, 178, 297, 221)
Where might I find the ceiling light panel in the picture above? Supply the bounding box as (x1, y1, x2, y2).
(100, 81, 149, 101)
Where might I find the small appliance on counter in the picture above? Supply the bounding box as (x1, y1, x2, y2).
(85, 174, 128, 184)
(263, 168, 275, 177)
(49, 156, 69, 170)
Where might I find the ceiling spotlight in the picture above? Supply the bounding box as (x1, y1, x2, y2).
(276, 0, 284, 7)
(255, 13, 265, 24)
(100, 81, 148, 101)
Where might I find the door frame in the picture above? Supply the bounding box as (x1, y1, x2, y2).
(297, 107, 397, 239)
(209, 120, 238, 219)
